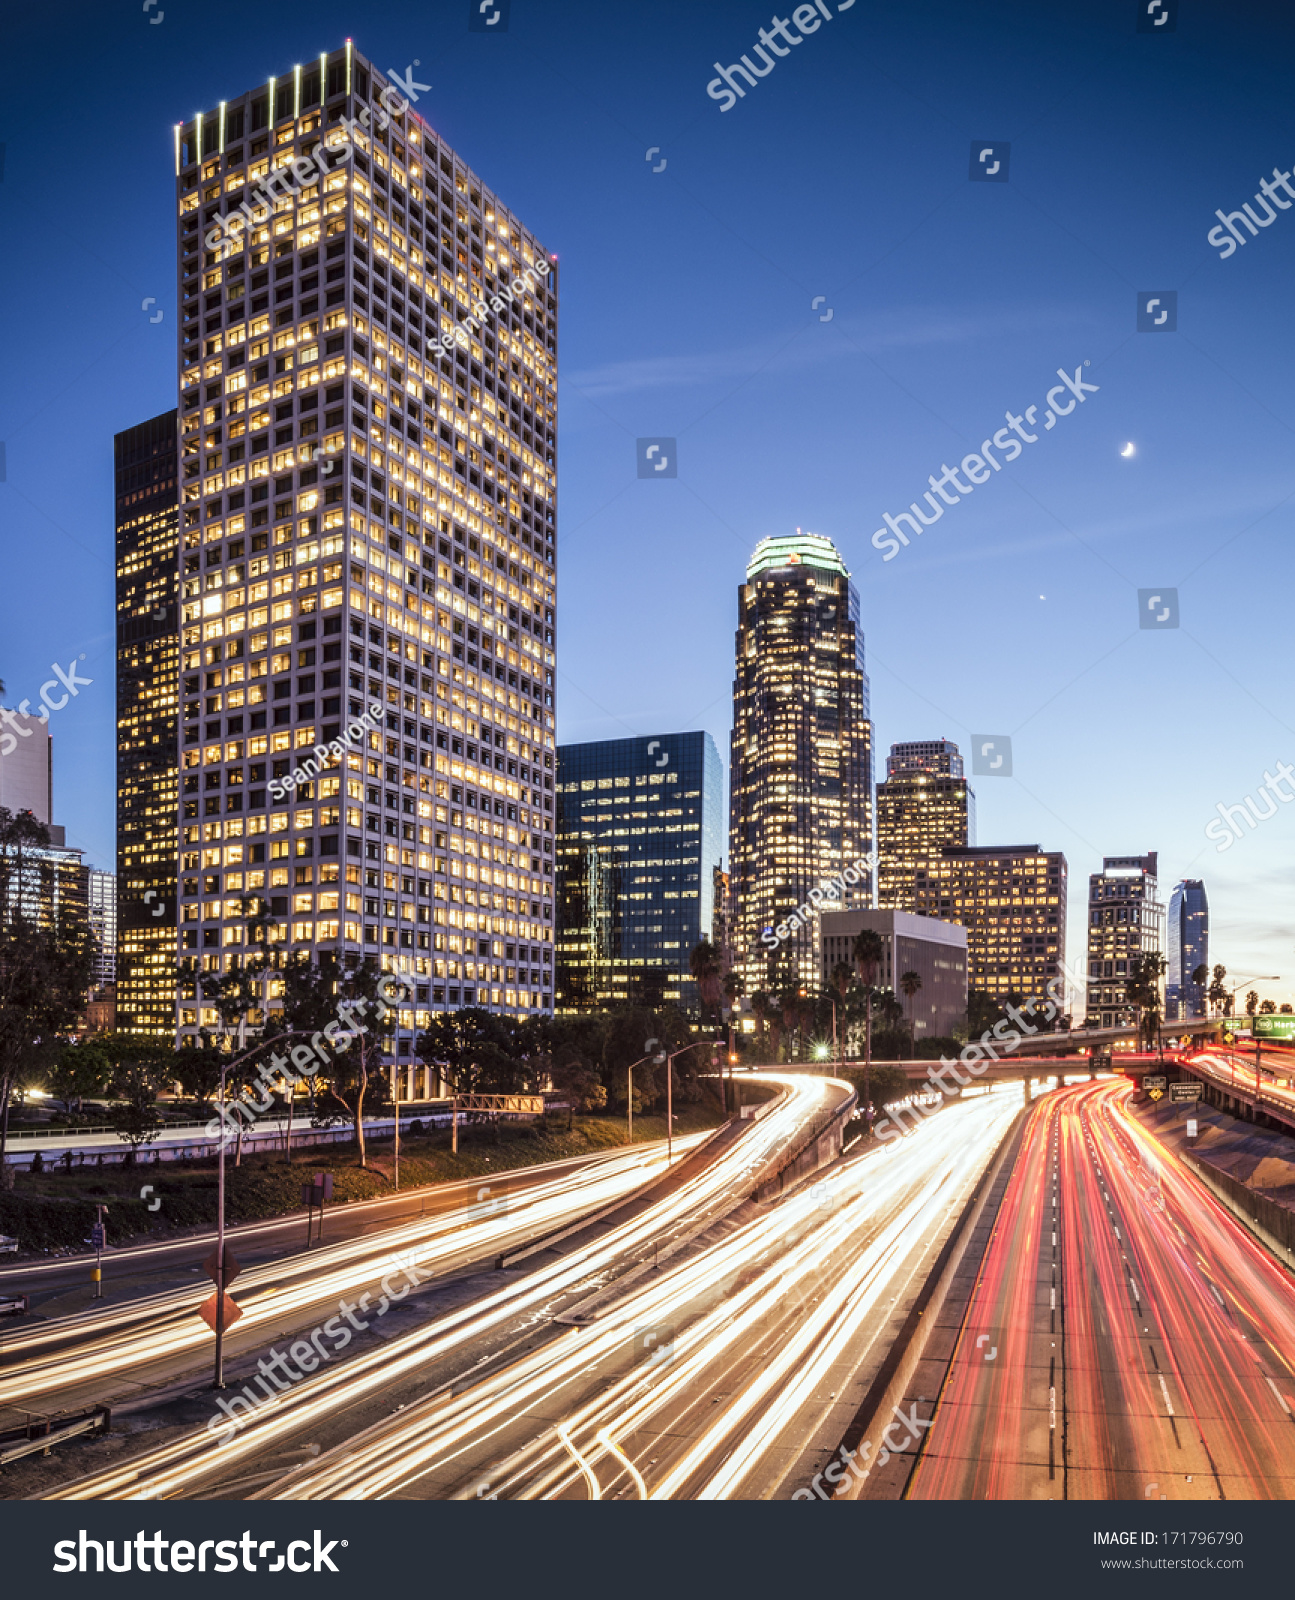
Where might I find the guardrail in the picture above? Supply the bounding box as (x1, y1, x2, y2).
(0, 1406, 110, 1467)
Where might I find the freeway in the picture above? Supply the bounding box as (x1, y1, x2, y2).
(248, 1084, 1023, 1501)
(908, 1079, 1295, 1500)
(44, 1072, 846, 1499)
(1, 1135, 702, 1420)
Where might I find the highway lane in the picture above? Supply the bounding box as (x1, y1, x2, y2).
(0, 1140, 677, 1302)
(909, 1079, 1295, 1500)
(1, 1135, 704, 1419)
(250, 1085, 1022, 1501)
(43, 1072, 841, 1499)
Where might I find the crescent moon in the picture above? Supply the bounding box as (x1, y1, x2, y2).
(1120, 442, 1135, 457)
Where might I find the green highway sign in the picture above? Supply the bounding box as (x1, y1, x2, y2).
(1252, 1015, 1295, 1040)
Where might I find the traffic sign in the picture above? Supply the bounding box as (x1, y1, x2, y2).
(202, 1245, 241, 1286)
(1148, 1088, 1164, 1100)
(1253, 1015, 1295, 1040)
(1170, 1081, 1204, 1102)
(1091, 1052, 1112, 1071)
(1144, 1075, 1167, 1090)
(85, 1224, 106, 1250)
(196, 1292, 242, 1333)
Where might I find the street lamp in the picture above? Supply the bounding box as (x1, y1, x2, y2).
(664, 1040, 712, 1163)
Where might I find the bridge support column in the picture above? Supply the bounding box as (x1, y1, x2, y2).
(1022, 1072, 1031, 1105)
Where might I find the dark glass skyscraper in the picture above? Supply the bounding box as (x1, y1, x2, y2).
(729, 533, 873, 993)
(1166, 878, 1208, 1020)
(555, 731, 725, 1011)
(115, 410, 180, 1036)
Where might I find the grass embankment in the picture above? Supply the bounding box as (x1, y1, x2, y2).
(0, 1101, 728, 1254)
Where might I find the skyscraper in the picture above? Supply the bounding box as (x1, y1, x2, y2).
(1084, 852, 1164, 1027)
(0, 710, 52, 823)
(115, 410, 181, 1036)
(555, 732, 725, 1011)
(910, 844, 1067, 1003)
(171, 44, 557, 1057)
(1165, 878, 1208, 1021)
(729, 532, 873, 993)
(876, 738, 975, 911)
(87, 869, 118, 989)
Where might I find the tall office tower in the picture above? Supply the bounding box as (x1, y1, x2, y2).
(87, 869, 118, 987)
(876, 738, 975, 910)
(1165, 879, 1209, 1021)
(115, 411, 181, 1036)
(1084, 852, 1164, 1027)
(173, 44, 557, 1059)
(911, 844, 1067, 1003)
(554, 732, 725, 1011)
(0, 710, 52, 823)
(729, 532, 873, 994)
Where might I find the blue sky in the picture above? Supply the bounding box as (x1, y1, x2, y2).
(3, 0, 1294, 1008)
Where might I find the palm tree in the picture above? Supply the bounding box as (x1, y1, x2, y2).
(851, 928, 884, 1123)
(749, 988, 771, 1055)
(778, 982, 802, 1062)
(829, 961, 852, 1063)
(1190, 962, 1210, 1019)
(1208, 963, 1229, 1019)
(688, 938, 724, 1023)
(899, 971, 923, 1057)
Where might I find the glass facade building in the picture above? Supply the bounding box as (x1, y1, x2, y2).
(555, 732, 725, 1011)
(170, 44, 557, 1054)
(1084, 852, 1164, 1026)
(729, 533, 873, 994)
(876, 738, 975, 912)
(1165, 877, 1208, 1021)
(115, 410, 181, 1035)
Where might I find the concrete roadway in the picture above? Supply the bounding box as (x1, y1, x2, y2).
(908, 1080, 1295, 1500)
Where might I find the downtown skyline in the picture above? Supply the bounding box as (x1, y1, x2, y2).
(2, 0, 1294, 1010)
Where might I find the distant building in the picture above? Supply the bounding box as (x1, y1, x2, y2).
(555, 731, 725, 1011)
(1165, 878, 1208, 1021)
(1085, 852, 1164, 1026)
(820, 908, 967, 1040)
(876, 739, 975, 911)
(911, 844, 1067, 1003)
(87, 869, 118, 987)
(0, 831, 89, 949)
(729, 532, 873, 994)
(0, 710, 53, 824)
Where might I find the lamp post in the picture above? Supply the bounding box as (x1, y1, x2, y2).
(664, 1040, 710, 1163)
(1226, 976, 1279, 1098)
(621, 1053, 657, 1146)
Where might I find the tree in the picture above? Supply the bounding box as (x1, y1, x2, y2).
(1259, 998, 1276, 1014)
(48, 1040, 112, 1114)
(320, 958, 399, 1168)
(1208, 964, 1229, 1018)
(1245, 990, 1259, 1017)
(688, 938, 724, 1023)
(899, 971, 923, 1056)
(851, 928, 884, 1122)
(273, 948, 344, 1163)
(1191, 962, 1210, 1018)
(98, 1034, 177, 1165)
(0, 809, 97, 1164)
(1125, 953, 1167, 1051)
(749, 990, 771, 1056)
